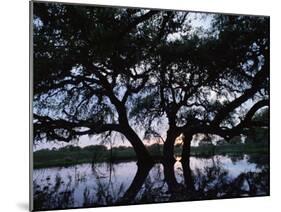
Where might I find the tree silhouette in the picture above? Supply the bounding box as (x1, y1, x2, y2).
(178, 16, 269, 161)
(33, 2, 190, 165)
(33, 2, 269, 165)
(130, 14, 269, 162)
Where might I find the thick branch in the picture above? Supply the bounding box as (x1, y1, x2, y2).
(122, 75, 148, 103)
(212, 66, 268, 126)
(180, 99, 269, 139)
(238, 99, 269, 128)
(34, 114, 121, 142)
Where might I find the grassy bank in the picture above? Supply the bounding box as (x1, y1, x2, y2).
(188, 143, 269, 157)
(33, 142, 268, 169)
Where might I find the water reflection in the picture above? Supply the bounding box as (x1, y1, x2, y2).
(33, 154, 269, 210)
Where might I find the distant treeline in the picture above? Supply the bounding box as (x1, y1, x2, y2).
(34, 137, 268, 169)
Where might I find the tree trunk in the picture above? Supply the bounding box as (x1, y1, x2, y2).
(163, 128, 178, 163)
(181, 134, 194, 192)
(163, 160, 181, 193)
(162, 128, 180, 192)
(122, 125, 153, 166)
(181, 159, 194, 192)
(181, 134, 192, 162)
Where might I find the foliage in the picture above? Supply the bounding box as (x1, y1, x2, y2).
(33, 2, 269, 162)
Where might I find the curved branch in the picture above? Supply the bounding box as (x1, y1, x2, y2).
(212, 66, 268, 126)
(180, 99, 269, 139)
(33, 114, 121, 142)
(122, 75, 148, 103)
(238, 99, 269, 128)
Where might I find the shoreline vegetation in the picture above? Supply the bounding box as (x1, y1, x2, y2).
(34, 142, 269, 169)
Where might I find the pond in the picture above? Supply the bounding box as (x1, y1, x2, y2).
(33, 154, 269, 210)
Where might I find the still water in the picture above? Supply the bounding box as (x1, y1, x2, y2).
(33, 154, 269, 210)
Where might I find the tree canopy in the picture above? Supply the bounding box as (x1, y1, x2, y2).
(33, 2, 269, 164)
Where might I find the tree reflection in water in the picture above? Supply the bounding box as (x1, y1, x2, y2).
(33, 174, 75, 210)
(33, 155, 269, 210)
